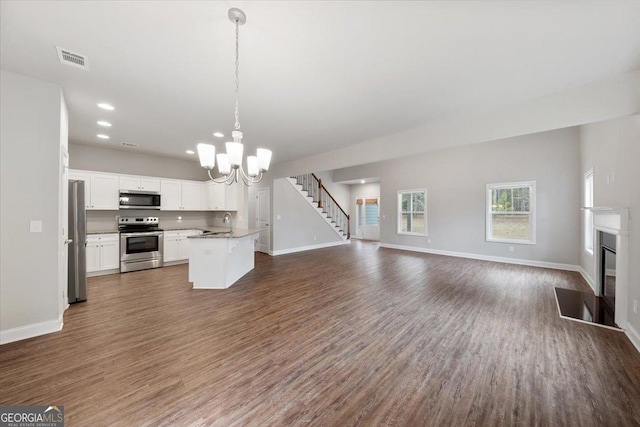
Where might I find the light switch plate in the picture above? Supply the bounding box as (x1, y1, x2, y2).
(30, 220, 43, 233)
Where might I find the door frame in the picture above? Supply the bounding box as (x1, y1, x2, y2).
(355, 195, 380, 241)
(255, 187, 271, 254)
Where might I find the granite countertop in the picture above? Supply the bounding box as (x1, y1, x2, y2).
(188, 227, 262, 239)
(87, 230, 119, 235)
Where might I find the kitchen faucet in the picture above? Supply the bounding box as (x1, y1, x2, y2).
(223, 212, 233, 232)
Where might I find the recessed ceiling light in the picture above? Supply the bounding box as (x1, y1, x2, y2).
(185, 150, 195, 154)
(213, 132, 224, 138)
(97, 121, 112, 127)
(97, 134, 110, 140)
(361, 180, 365, 184)
(97, 103, 114, 110)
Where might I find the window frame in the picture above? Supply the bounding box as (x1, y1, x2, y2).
(397, 189, 427, 236)
(485, 180, 536, 245)
(584, 169, 594, 255)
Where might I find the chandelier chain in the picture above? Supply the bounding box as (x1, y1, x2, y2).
(234, 18, 240, 130)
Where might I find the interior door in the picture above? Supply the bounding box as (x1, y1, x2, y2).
(356, 196, 380, 241)
(255, 187, 270, 253)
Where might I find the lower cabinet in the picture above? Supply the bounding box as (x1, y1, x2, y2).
(86, 234, 120, 274)
(164, 230, 203, 262)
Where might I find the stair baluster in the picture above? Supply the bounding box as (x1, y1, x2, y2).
(290, 173, 350, 239)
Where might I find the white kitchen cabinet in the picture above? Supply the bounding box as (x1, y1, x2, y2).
(86, 242, 101, 273)
(206, 181, 226, 210)
(68, 170, 118, 210)
(225, 181, 239, 211)
(161, 180, 205, 211)
(89, 174, 119, 210)
(164, 230, 202, 262)
(68, 171, 92, 209)
(205, 181, 239, 211)
(163, 235, 180, 262)
(86, 234, 120, 274)
(181, 181, 205, 211)
(161, 180, 182, 210)
(119, 175, 160, 193)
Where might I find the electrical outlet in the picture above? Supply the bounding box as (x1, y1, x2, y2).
(313, 235, 317, 241)
(427, 238, 431, 244)
(509, 246, 515, 253)
(634, 300, 638, 315)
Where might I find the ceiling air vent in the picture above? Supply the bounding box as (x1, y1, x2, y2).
(121, 142, 139, 148)
(56, 46, 89, 71)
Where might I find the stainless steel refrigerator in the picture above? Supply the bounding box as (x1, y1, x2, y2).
(68, 180, 87, 303)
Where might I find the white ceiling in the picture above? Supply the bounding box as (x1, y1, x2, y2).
(2, 1, 639, 166)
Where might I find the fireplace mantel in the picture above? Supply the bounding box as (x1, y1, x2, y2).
(586, 207, 629, 236)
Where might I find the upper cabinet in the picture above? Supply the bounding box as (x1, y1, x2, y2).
(160, 179, 205, 211)
(205, 180, 239, 211)
(69, 170, 118, 210)
(206, 181, 225, 210)
(69, 169, 237, 212)
(181, 181, 205, 211)
(225, 181, 239, 211)
(90, 174, 119, 210)
(68, 171, 91, 209)
(119, 175, 160, 193)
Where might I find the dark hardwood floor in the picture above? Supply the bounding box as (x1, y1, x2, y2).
(1, 241, 639, 426)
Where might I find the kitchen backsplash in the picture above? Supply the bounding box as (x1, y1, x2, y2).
(86, 210, 240, 232)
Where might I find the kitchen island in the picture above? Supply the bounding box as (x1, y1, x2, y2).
(188, 228, 261, 289)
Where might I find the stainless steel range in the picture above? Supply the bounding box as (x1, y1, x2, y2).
(119, 216, 164, 273)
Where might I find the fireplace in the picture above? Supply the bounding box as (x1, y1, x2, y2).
(589, 208, 629, 329)
(600, 231, 617, 319)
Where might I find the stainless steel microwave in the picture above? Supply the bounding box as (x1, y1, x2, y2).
(119, 192, 161, 210)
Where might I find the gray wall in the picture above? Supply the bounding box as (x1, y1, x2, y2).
(315, 171, 351, 215)
(1, 70, 64, 335)
(69, 143, 209, 181)
(334, 127, 581, 265)
(272, 178, 344, 252)
(579, 114, 640, 334)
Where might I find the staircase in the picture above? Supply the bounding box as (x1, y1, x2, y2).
(287, 174, 350, 240)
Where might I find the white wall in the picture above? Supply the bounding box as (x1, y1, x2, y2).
(334, 127, 581, 266)
(1, 70, 66, 342)
(69, 143, 209, 181)
(272, 178, 345, 253)
(579, 114, 640, 335)
(269, 71, 640, 178)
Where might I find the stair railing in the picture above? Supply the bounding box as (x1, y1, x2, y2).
(292, 173, 350, 239)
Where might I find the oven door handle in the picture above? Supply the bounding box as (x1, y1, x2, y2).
(121, 232, 164, 237)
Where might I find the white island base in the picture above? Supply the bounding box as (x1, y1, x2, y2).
(188, 230, 260, 289)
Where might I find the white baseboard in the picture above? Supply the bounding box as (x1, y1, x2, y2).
(1, 314, 64, 345)
(87, 268, 119, 277)
(378, 243, 580, 272)
(625, 324, 640, 354)
(163, 259, 189, 267)
(578, 266, 597, 294)
(272, 239, 351, 256)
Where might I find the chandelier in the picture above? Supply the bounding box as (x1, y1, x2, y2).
(197, 8, 272, 185)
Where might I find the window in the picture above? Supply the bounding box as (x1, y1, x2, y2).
(398, 189, 426, 236)
(584, 169, 594, 254)
(486, 181, 535, 244)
